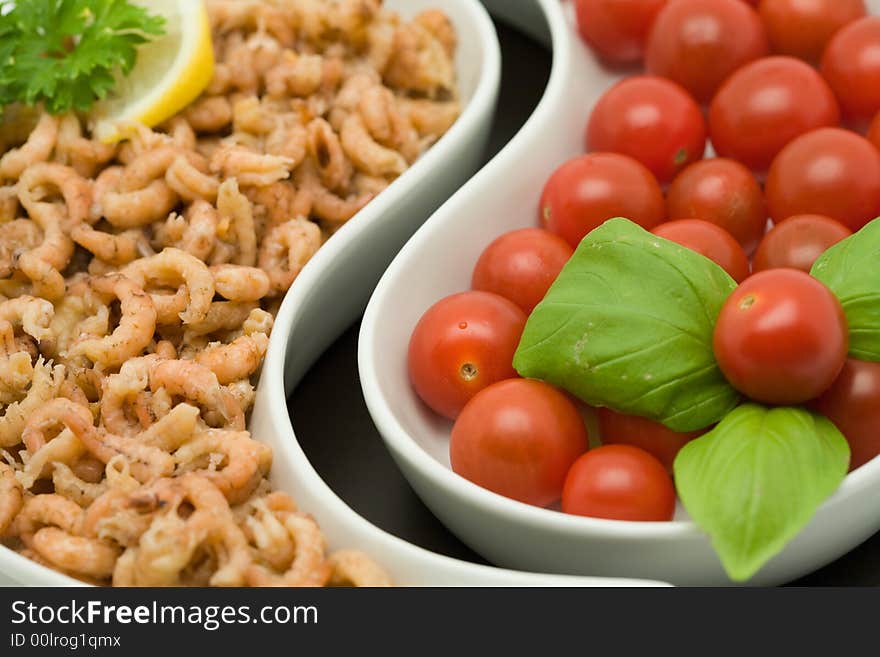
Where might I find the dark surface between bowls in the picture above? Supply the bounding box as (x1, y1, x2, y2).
(287, 19, 880, 587)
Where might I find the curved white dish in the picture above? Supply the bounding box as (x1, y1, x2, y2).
(0, 0, 658, 587)
(360, 0, 880, 586)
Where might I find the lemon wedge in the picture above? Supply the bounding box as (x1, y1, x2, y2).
(91, 0, 214, 143)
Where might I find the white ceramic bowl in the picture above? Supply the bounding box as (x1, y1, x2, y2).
(0, 0, 659, 587)
(360, 0, 880, 586)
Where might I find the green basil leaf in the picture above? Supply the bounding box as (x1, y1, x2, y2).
(674, 404, 849, 582)
(811, 217, 880, 360)
(512, 218, 738, 432)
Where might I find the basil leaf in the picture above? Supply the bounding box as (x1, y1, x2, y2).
(513, 218, 738, 432)
(811, 217, 880, 360)
(674, 404, 849, 582)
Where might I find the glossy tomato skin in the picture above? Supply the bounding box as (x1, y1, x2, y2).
(653, 219, 750, 282)
(708, 57, 840, 173)
(752, 214, 852, 273)
(450, 379, 590, 507)
(645, 0, 769, 103)
(574, 0, 667, 65)
(586, 76, 706, 184)
(759, 0, 866, 64)
(815, 359, 880, 470)
(868, 112, 880, 151)
(765, 128, 880, 232)
(597, 408, 704, 472)
(666, 158, 767, 254)
(472, 228, 573, 314)
(821, 17, 880, 123)
(408, 292, 526, 420)
(541, 153, 666, 249)
(561, 445, 675, 521)
(713, 269, 848, 405)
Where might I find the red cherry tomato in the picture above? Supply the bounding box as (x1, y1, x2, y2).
(713, 269, 848, 405)
(472, 228, 573, 314)
(765, 128, 880, 232)
(653, 219, 750, 282)
(561, 445, 675, 521)
(450, 379, 590, 507)
(586, 76, 706, 184)
(752, 214, 852, 274)
(597, 408, 703, 472)
(708, 57, 840, 173)
(759, 0, 866, 64)
(541, 153, 666, 249)
(408, 292, 526, 419)
(666, 158, 767, 254)
(815, 359, 880, 471)
(645, 0, 769, 103)
(868, 112, 880, 151)
(573, 0, 667, 65)
(821, 17, 880, 123)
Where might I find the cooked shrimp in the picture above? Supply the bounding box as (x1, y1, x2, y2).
(340, 113, 407, 177)
(0, 114, 59, 181)
(166, 155, 220, 203)
(0, 461, 23, 535)
(258, 217, 322, 294)
(216, 178, 258, 266)
(327, 549, 392, 587)
(245, 512, 330, 587)
(123, 248, 215, 325)
(211, 264, 270, 301)
(55, 114, 116, 178)
(0, 295, 54, 342)
(0, 359, 62, 448)
(17, 162, 92, 231)
(149, 359, 245, 429)
(70, 224, 145, 265)
(31, 526, 120, 579)
(179, 201, 220, 260)
(195, 333, 269, 384)
(210, 145, 293, 187)
(68, 276, 157, 369)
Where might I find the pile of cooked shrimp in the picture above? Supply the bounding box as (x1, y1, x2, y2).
(0, 0, 459, 586)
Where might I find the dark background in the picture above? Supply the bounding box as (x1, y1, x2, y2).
(288, 20, 880, 586)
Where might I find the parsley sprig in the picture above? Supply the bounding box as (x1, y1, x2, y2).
(0, 0, 165, 114)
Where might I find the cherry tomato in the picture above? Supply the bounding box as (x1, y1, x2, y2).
(472, 228, 573, 314)
(752, 214, 852, 274)
(713, 269, 848, 405)
(759, 0, 866, 64)
(561, 445, 675, 521)
(450, 379, 590, 507)
(666, 158, 767, 253)
(586, 76, 706, 184)
(821, 17, 880, 123)
(765, 128, 880, 232)
(653, 219, 750, 282)
(408, 292, 526, 419)
(708, 57, 840, 173)
(574, 0, 667, 65)
(597, 408, 703, 472)
(868, 112, 880, 151)
(645, 0, 769, 103)
(540, 153, 666, 249)
(815, 359, 880, 471)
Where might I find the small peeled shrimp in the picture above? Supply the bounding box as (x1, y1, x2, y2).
(174, 429, 272, 504)
(14, 493, 83, 544)
(326, 549, 392, 587)
(264, 120, 308, 170)
(55, 114, 116, 178)
(99, 354, 164, 436)
(0, 185, 18, 221)
(30, 526, 120, 579)
(0, 219, 42, 278)
(0, 114, 59, 181)
(182, 96, 234, 134)
(99, 167, 179, 229)
(16, 206, 73, 301)
(210, 144, 294, 187)
(166, 155, 220, 203)
(137, 403, 201, 452)
(307, 118, 353, 191)
(22, 397, 94, 454)
(58, 399, 175, 483)
(182, 301, 257, 338)
(149, 359, 245, 429)
(68, 275, 157, 369)
(340, 113, 407, 177)
(0, 359, 62, 448)
(0, 461, 23, 535)
(266, 52, 324, 98)
(179, 201, 220, 260)
(52, 462, 108, 508)
(210, 264, 270, 301)
(195, 333, 269, 384)
(384, 20, 455, 96)
(0, 295, 54, 343)
(70, 224, 145, 265)
(258, 217, 322, 294)
(216, 178, 258, 266)
(17, 162, 92, 231)
(123, 248, 215, 325)
(245, 512, 330, 587)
